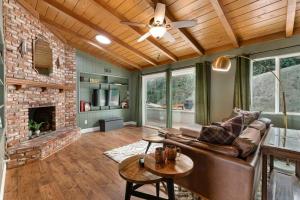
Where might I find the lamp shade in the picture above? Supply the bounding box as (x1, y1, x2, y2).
(211, 56, 231, 72)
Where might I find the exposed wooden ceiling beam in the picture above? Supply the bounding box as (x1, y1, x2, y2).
(209, 0, 239, 48)
(44, 24, 68, 44)
(205, 28, 300, 55)
(91, 0, 178, 62)
(42, 0, 157, 66)
(147, 0, 205, 55)
(41, 17, 141, 70)
(286, 0, 297, 37)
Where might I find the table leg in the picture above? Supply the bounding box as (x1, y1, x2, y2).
(125, 182, 133, 200)
(156, 182, 160, 198)
(269, 155, 274, 173)
(145, 142, 152, 154)
(166, 178, 175, 200)
(262, 154, 268, 200)
(296, 161, 300, 178)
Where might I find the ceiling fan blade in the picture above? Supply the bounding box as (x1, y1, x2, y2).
(154, 3, 165, 24)
(137, 32, 152, 42)
(170, 20, 197, 28)
(163, 31, 175, 43)
(120, 21, 147, 28)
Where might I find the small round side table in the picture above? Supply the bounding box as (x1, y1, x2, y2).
(144, 153, 194, 200)
(119, 155, 163, 200)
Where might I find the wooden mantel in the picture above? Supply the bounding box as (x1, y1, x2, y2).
(6, 77, 74, 92)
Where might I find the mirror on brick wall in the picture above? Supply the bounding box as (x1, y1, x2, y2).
(33, 36, 53, 76)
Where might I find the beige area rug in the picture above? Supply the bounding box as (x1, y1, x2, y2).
(104, 140, 200, 200)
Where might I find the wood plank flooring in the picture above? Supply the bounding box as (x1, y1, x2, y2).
(4, 126, 163, 200)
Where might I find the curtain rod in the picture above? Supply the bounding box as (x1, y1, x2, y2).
(248, 44, 300, 56)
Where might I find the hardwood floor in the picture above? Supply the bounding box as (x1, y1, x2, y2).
(4, 126, 163, 200)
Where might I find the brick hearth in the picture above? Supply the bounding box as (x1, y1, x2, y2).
(6, 127, 80, 169)
(4, 0, 80, 168)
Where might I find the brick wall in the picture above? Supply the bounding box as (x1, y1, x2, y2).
(4, 0, 78, 147)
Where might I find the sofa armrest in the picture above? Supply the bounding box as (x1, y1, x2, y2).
(180, 124, 202, 138)
(163, 139, 255, 200)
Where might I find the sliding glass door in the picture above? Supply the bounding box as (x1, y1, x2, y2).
(142, 72, 167, 128)
(171, 68, 196, 128)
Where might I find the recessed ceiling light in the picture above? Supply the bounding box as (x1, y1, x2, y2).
(95, 35, 111, 44)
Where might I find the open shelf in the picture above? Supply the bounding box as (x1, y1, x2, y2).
(78, 72, 129, 113)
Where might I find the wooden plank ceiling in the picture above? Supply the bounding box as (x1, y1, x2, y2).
(19, 0, 300, 70)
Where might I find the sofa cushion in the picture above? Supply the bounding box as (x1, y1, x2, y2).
(258, 118, 272, 129)
(233, 127, 261, 158)
(231, 108, 261, 126)
(248, 120, 266, 136)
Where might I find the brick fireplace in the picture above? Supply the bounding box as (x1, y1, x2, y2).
(4, 0, 80, 168)
(29, 106, 56, 133)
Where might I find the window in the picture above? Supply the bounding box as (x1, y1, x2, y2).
(171, 68, 196, 129)
(142, 72, 167, 128)
(251, 53, 300, 114)
(279, 55, 300, 113)
(251, 58, 276, 112)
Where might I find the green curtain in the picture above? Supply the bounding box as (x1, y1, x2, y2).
(233, 56, 250, 110)
(136, 71, 143, 127)
(195, 62, 211, 125)
(166, 68, 172, 128)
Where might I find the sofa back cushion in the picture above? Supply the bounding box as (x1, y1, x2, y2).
(198, 115, 244, 145)
(248, 120, 266, 136)
(164, 136, 239, 157)
(233, 127, 261, 158)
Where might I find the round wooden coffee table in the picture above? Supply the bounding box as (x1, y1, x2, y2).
(142, 128, 182, 154)
(119, 155, 164, 200)
(142, 134, 165, 154)
(144, 153, 194, 200)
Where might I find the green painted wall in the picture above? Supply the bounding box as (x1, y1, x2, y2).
(140, 35, 300, 130)
(76, 51, 135, 130)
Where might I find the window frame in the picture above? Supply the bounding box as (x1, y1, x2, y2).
(250, 52, 300, 115)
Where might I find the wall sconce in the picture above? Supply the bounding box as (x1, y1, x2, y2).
(55, 57, 60, 68)
(18, 39, 27, 57)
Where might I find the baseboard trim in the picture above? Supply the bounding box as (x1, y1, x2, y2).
(0, 162, 6, 200)
(124, 121, 137, 126)
(80, 121, 137, 134)
(80, 127, 100, 134)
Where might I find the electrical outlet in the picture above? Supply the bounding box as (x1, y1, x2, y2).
(84, 120, 88, 125)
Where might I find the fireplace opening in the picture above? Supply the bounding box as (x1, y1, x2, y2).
(29, 106, 56, 133)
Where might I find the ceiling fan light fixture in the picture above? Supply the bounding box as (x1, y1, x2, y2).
(150, 26, 166, 39)
(95, 35, 111, 45)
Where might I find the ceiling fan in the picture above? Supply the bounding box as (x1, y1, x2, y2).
(120, 3, 197, 43)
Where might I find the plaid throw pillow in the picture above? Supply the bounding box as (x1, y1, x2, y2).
(221, 114, 245, 137)
(198, 115, 245, 145)
(198, 125, 234, 145)
(233, 108, 261, 126)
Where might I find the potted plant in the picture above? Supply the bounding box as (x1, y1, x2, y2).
(30, 121, 44, 137)
(28, 120, 35, 138)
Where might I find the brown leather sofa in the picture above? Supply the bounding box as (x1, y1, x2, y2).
(163, 120, 271, 200)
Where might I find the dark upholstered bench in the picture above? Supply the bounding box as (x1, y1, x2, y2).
(99, 117, 123, 132)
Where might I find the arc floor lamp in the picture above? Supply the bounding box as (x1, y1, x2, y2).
(211, 55, 288, 131)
